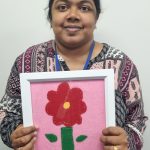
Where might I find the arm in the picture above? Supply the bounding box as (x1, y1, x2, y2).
(122, 64, 148, 150)
(100, 54, 148, 150)
(0, 58, 37, 149)
(0, 59, 23, 147)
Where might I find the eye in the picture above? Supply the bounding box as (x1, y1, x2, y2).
(57, 4, 68, 12)
(80, 5, 90, 12)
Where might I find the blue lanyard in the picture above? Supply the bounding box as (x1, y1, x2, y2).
(55, 41, 95, 71)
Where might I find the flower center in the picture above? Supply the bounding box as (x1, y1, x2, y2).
(63, 102, 70, 110)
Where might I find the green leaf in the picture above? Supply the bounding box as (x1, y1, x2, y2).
(76, 135, 87, 142)
(45, 134, 58, 142)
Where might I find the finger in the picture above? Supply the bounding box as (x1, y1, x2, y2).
(101, 135, 118, 145)
(103, 145, 120, 150)
(21, 137, 36, 150)
(12, 126, 36, 139)
(102, 127, 125, 136)
(100, 135, 126, 145)
(12, 131, 37, 148)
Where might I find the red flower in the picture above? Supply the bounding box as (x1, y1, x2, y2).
(45, 82, 87, 127)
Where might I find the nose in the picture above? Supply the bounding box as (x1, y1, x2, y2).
(66, 7, 80, 22)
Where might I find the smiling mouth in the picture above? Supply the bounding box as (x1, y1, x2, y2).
(64, 26, 83, 32)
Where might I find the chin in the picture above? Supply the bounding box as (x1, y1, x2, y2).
(55, 32, 92, 48)
(62, 36, 88, 46)
(64, 40, 85, 48)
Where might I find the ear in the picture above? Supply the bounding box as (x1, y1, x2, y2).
(50, 23, 52, 28)
(50, 21, 53, 28)
(94, 20, 97, 29)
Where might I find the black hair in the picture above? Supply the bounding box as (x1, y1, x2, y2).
(48, 0, 101, 21)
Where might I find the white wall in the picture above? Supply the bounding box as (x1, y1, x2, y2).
(0, 0, 149, 149)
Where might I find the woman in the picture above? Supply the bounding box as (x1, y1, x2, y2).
(0, 0, 147, 149)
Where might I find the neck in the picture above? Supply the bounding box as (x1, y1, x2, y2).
(55, 39, 94, 59)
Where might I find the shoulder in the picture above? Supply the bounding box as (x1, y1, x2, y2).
(90, 43, 137, 71)
(103, 43, 137, 74)
(23, 40, 54, 57)
(15, 40, 55, 73)
(98, 43, 139, 90)
(104, 44, 140, 93)
(94, 42, 137, 71)
(103, 43, 127, 60)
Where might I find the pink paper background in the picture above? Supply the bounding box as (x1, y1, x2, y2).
(30, 79, 105, 150)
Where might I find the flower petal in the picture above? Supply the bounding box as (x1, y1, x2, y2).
(80, 101, 87, 114)
(76, 115, 82, 124)
(57, 82, 70, 99)
(53, 116, 63, 126)
(47, 91, 57, 101)
(63, 113, 82, 127)
(68, 88, 83, 103)
(63, 114, 75, 127)
(45, 101, 59, 116)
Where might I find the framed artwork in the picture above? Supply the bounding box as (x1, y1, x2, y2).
(20, 69, 115, 150)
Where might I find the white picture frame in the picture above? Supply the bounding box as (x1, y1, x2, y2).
(20, 69, 115, 128)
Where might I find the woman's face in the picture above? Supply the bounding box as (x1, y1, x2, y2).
(51, 0, 97, 48)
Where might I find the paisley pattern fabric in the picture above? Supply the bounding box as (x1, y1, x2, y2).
(0, 40, 148, 149)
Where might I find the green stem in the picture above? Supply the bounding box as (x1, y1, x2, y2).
(61, 127, 74, 150)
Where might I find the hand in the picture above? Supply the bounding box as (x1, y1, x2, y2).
(100, 126, 128, 150)
(10, 124, 37, 150)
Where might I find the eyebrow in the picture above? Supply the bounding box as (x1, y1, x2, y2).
(54, 0, 94, 6)
(80, 0, 94, 6)
(54, 0, 67, 3)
